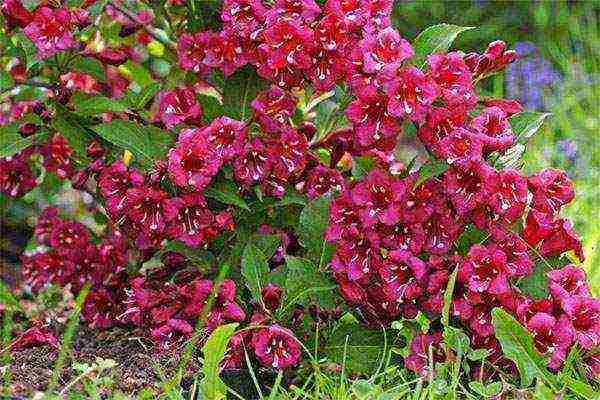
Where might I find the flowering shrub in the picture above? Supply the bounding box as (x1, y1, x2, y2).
(1, 0, 598, 394)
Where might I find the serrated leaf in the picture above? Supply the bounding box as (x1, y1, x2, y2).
(128, 83, 161, 110)
(492, 308, 557, 388)
(324, 323, 386, 374)
(74, 96, 128, 116)
(241, 244, 269, 301)
(52, 110, 92, 164)
(297, 196, 334, 266)
(92, 120, 173, 169)
(413, 157, 449, 188)
(412, 24, 475, 68)
(204, 181, 250, 211)
(201, 323, 238, 400)
(511, 112, 552, 142)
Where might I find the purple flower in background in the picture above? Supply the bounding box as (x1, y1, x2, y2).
(505, 42, 561, 111)
(557, 139, 578, 161)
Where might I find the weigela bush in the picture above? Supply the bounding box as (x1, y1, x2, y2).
(1, 0, 598, 382)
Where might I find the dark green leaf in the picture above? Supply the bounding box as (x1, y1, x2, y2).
(278, 256, 337, 316)
(205, 181, 250, 211)
(220, 66, 267, 120)
(70, 56, 106, 82)
(241, 244, 269, 301)
(413, 157, 449, 188)
(52, 111, 92, 164)
(128, 83, 161, 110)
(73, 96, 128, 116)
(201, 323, 238, 400)
(492, 308, 556, 388)
(296, 196, 334, 266)
(92, 120, 173, 169)
(351, 155, 375, 180)
(411, 24, 475, 68)
(253, 234, 280, 260)
(517, 261, 550, 300)
(324, 323, 386, 374)
(0, 70, 14, 91)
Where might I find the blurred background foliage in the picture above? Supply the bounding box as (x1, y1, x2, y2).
(2, 0, 598, 294)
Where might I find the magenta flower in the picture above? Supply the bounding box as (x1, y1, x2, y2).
(268, 129, 308, 181)
(49, 220, 91, 262)
(261, 283, 283, 312)
(384, 66, 439, 122)
(405, 332, 444, 376)
(359, 27, 412, 76)
(198, 116, 247, 162)
(561, 296, 600, 350)
(251, 325, 301, 369)
(167, 193, 233, 247)
(459, 244, 510, 295)
(528, 168, 575, 214)
(351, 170, 406, 227)
(203, 29, 248, 76)
(379, 250, 427, 304)
(98, 160, 145, 217)
(470, 107, 515, 153)
(251, 86, 297, 134)
(527, 312, 574, 370)
(233, 138, 272, 188)
(330, 235, 381, 282)
(418, 106, 467, 154)
(156, 87, 203, 129)
(481, 168, 529, 224)
(442, 163, 489, 217)
(1, 0, 33, 29)
(258, 18, 314, 72)
(346, 91, 401, 151)
(266, 0, 321, 23)
(0, 151, 37, 198)
(177, 32, 210, 74)
(24, 7, 75, 59)
(438, 127, 484, 168)
(221, 0, 267, 35)
(547, 265, 591, 302)
(40, 133, 74, 179)
(168, 133, 222, 190)
(304, 165, 345, 199)
(427, 52, 476, 109)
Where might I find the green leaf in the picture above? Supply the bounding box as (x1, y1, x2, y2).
(0, 123, 37, 158)
(467, 348, 490, 361)
(495, 143, 525, 170)
(69, 56, 106, 82)
(278, 256, 337, 316)
(204, 180, 250, 211)
(468, 381, 502, 397)
(562, 376, 599, 400)
(220, 66, 267, 120)
(413, 157, 449, 188)
(241, 243, 269, 301)
(73, 96, 128, 116)
(0, 281, 22, 312)
(511, 112, 552, 143)
(92, 120, 173, 169)
(491, 308, 556, 388)
(441, 266, 457, 327)
(253, 234, 281, 260)
(52, 111, 92, 164)
(126, 83, 161, 110)
(443, 326, 470, 358)
(517, 261, 550, 300)
(296, 196, 334, 266)
(121, 61, 154, 87)
(0, 70, 14, 91)
(411, 24, 475, 68)
(201, 323, 238, 400)
(351, 155, 375, 180)
(324, 323, 386, 374)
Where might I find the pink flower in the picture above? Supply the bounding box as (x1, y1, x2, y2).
(405, 332, 444, 376)
(266, 0, 321, 23)
(268, 129, 308, 181)
(547, 265, 591, 302)
(385, 66, 439, 122)
(528, 168, 575, 214)
(251, 87, 297, 134)
(427, 52, 476, 109)
(346, 92, 400, 151)
(0, 151, 37, 198)
(418, 106, 467, 154)
(359, 27, 412, 76)
(351, 170, 406, 227)
(251, 325, 301, 369)
(262, 283, 283, 312)
(98, 161, 144, 217)
(40, 133, 74, 179)
(257, 18, 314, 73)
(203, 29, 248, 76)
(156, 87, 203, 129)
(198, 116, 247, 162)
(177, 32, 210, 74)
(1, 0, 33, 30)
(481, 168, 529, 225)
(438, 127, 484, 168)
(168, 133, 221, 190)
(24, 7, 75, 58)
(49, 220, 91, 262)
(233, 138, 272, 188)
(34, 206, 61, 245)
(459, 244, 510, 295)
(60, 72, 98, 93)
(471, 107, 515, 153)
(304, 165, 345, 199)
(379, 250, 427, 304)
(167, 193, 233, 247)
(526, 312, 574, 370)
(221, 0, 267, 35)
(464, 40, 517, 78)
(561, 296, 600, 350)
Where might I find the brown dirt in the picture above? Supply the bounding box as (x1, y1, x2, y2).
(7, 326, 202, 397)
